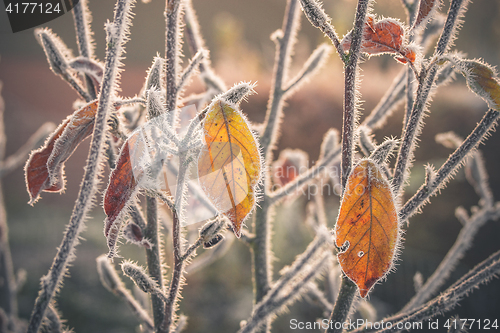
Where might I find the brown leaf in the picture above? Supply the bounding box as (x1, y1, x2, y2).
(103, 133, 140, 256)
(335, 160, 399, 297)
(198, 99, 262, 237)
(413, 0, 440, 29)
(341, 16, 417, 65)
(25, 100, 98, 205)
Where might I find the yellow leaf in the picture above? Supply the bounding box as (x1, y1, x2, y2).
(198, 99, 261, 237)
(335, 160, 399, 298)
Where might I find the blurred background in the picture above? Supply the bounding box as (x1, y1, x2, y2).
(1, 0, 500, 332)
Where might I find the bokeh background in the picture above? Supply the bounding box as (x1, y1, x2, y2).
(1, 0, 500, 332)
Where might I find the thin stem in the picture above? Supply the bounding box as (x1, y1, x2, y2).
(353, 249, 500, 333)
(161, 151, 189, 333)
(399, 109, 500, 223)
(27, 1, 135, 331)
(72, 0, 97, 100)
(402, 203, 500, 312)
(165, 0, 181, 126)
(145, 197, 164, 329)
(260, 0, 299, 163)
(299, 0, 347, 62)
(341, 0, 369, 190)
(250, 200, 271, 333)
(183, 0, 225, 93)
(239, 252, 330, 333)
(392, 0, 466, 195)
(269, 146, 340, 204)
(0, 185, 17, 330)
(326, 276, 358, 333)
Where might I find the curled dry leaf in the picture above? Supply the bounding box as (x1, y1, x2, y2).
(335, 160, 399, 298)
(25, 100, 98, 205)
(197, 99, 262, 237)
(341, 16, 417, 65)
(458, 60, 500, 111)
(103, 133, 140, 256)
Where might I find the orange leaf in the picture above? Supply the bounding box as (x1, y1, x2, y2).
(341, 16, 416, 65)
(335, 160, 399, 298)
(25, 100, 98, 205)
(197, 99, 261, 237)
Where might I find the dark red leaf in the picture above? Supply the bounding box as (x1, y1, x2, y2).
(25, 100, 98, 205)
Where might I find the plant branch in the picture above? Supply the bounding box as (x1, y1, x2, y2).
(299, 0, 347, 62)
(269, 146, 341, 204)
(341, 0, 369, 190)
(72, 0, 97, 100)
(402, 202, 500, 312)
(353, 249, 500, 333)
(260, 0, 300, 164)
(326, 276, 358, 333)
(164, 0, 182, 126)
(392, 0, 467, 195)
(27, 1, 135, 331)
(399, 109, 499, 223)
(161, 151, 189, 333)
(145, 196, 165, 328)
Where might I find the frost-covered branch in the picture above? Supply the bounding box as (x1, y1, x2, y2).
(27, 1, 136, 331)
(392, 0, 468, 195)
(400, 109, 499, 223)
(402, 202, 500, 312)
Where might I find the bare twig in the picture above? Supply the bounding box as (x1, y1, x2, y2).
(392, 0, 468, 195)
(402, 202, 500, 311)
(299, 0, 347, 61)
(400, 109, 499, 223)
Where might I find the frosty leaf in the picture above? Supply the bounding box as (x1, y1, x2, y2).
(335, 160, 399, 298)
(341, 16, 417, 65)
(103, 133, 141, 257)
(197, 99, 262, 237)
(25, 100, 98, 205)
(458, 60, 500, 111)
(413, 0, 440, 30)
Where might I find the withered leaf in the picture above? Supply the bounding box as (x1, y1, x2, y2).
(341, 16, 417, 65)
(103, 133, 140, 256)
(459, 60, 500, 111)
(197, 99, 261, 237)
(25, 100, 98, 205)
(335, 160, 399, 298)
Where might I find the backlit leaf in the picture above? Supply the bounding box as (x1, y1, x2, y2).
(459, 60, 500, 111)
(335, 160, 399, 298)
(25, 100, 98, 205)
(103, 133, 141, 256)
(197, 99, 262, 237)
(341, 16, 417, 65)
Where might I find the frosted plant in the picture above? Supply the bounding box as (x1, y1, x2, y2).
(0, 0, 498, 332)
